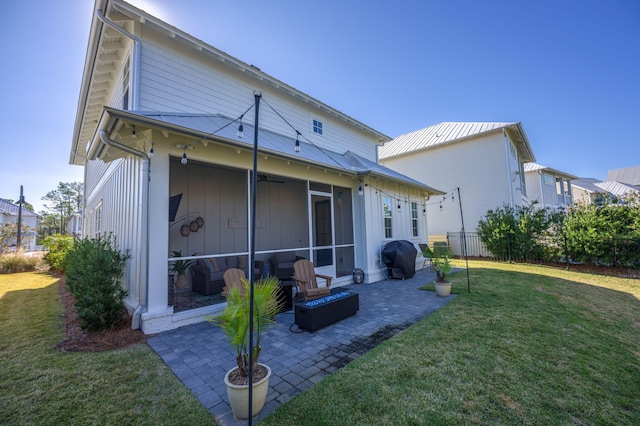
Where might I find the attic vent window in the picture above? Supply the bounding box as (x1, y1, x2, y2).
(313, 119, 323, 135)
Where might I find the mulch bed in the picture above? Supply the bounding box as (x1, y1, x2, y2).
(55, 279, 147, 352)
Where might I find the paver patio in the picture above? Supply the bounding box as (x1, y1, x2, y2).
(147, 268, 455, 425)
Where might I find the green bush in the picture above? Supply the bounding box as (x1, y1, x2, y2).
(42, 234, 75, 273)
(477, 203, 562, 262)
(63, 234, 130, 331)
(566, 193, 640, 267)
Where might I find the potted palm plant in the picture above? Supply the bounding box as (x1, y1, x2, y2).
(209, 276, 282, 419)
(429, 246, 453, 297)
(169, 250, 196, 288)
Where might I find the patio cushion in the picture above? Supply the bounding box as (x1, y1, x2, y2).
(226, 256, 239, 269)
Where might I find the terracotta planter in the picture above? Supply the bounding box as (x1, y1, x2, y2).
(225, 363, 271, 420)
(434, 281, 451, 297)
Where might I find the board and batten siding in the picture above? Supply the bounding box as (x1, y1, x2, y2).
(359, 178, 428, 282)
(84, 155, 145, 309)
(137, 31, 379, 161)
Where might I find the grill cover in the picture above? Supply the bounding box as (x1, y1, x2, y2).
(381, 240, 417, 279)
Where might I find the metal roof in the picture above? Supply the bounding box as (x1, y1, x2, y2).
(594, 181, 640, 197)
(379, 121, 535, 163)
(102, 109, 444, 195)
(523, 163, 578, 180)
(571, 178, 605, 193)
(606, 166, 640, 186)
(0, 199, 38, 217)
(71, 0, 390, 165)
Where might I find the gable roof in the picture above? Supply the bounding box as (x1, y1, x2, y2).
(594, 180, 640, 197)
(571, 178, 606, 193)
(523, 163, 578, 180)
(606, 166, 640, 186)
(0, 199, 38, 217)
(379, 121, 535, 163)
(72, 0, 390, 165)
(96, 108, 444, 195)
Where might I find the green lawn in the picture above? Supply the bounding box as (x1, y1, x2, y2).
(0, 272, 214, 425)
(2, 264, 639, 425)
(262, 261, 640, 425)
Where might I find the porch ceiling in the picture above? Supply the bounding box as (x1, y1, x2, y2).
(98, 108, 445, 195)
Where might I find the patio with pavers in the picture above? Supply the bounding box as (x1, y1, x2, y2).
(147, 268, 455, 425)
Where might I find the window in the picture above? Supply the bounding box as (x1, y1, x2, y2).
(383, 196, 392, 239)
(312, 119, 323, 135)
(94, 204, 102, 237)
(543, 173, 555, 186)
(122, 57, 130, 110)
(411, 202, 419, 237)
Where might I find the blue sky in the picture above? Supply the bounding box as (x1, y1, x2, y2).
(1, 0, 638, 213)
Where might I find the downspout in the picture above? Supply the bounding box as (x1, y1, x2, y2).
(96, 9, 140, 110)
(503, 128, 514, 208)
(99, 130, 150, 330)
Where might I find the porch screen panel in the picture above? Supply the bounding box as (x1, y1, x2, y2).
(255, 176, 308, 252)
(335, 246, 355, 278)
(169, 159, 248, 256)
(333, 186, 354, 245)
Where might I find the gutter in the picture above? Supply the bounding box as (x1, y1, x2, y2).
(99, 130, 150, 330)
(96, 9, 141, 110)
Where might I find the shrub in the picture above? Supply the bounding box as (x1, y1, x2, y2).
(42, 234, 75, 273)
(0, 252, 41, 273)
(477, 203, 563, 262)
(565, 193, 640, 267)
(63, 234, 130, 331)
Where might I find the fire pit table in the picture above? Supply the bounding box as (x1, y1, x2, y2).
(294, 289, 359, 332)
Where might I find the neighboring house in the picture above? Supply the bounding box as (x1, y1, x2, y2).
(0, 198, 39, 251)
(67, 210, 83, 237)
(70, 0, 443, 334)
(572, 177, 639, 205)
(571, 178, 608, 204)
(523, 163, 577, 210)
(379, 122, 535, 255)
(606, 165, 640, 186)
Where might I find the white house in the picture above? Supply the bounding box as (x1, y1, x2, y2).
(523, 163, 577, 210)
(572, 177, 639, 205)
(67, 210, 83, 237)
(70, 0, 443, 334)
(379, 122, 535, 256)
(0, 198, 39, 251)
(606, 166, 640, 186)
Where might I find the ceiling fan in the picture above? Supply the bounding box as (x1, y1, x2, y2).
(257, 174, 286, 184)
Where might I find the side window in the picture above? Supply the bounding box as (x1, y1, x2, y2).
(312, 119, 323, 135)
(411, 202, 419, 237)
(383, 196, 392, 239)
(122, 57, 130, 110)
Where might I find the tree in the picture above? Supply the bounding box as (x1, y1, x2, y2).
(40, 182, 83, 235)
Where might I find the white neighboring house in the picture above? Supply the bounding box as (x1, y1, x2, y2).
(70, 0, 443, 334)
(571, 178, 608, 204)
(0, 198, 39, 251)
(379, 122, 535, 255)
(523, 163, 577, 210)
(606, 165, 640, 186)
(67, 210, 83, 237)
(572, 177, 639, 205)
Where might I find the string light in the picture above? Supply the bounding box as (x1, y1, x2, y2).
(358, 185, 363, 196)
(294, 131, 301, 152)
(149, 142, 154, 158)
(181, 149, 188, 165)
(237, 115, 244, 138)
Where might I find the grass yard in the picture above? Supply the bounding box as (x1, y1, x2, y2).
(262, 261, 640, 425)
(0, 272, 214, 425)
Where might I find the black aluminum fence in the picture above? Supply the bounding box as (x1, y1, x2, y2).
(447, 231, 640, 278)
